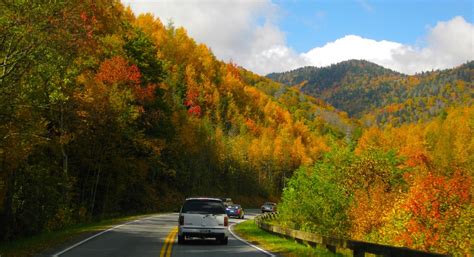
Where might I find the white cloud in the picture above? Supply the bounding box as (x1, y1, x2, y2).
(389, 16, 474, 74)
(243, 22, 308, 73)
(121, 1, 473, 75)
(302, 16, 474, 74)
(302, 35, 403, 68)
(121, 0, 304, 74)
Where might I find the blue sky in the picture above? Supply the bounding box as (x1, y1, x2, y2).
(123, 0, 474, 75)
(275, 0, 473, 52)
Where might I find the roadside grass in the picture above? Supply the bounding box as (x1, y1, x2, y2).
(233, 220, 347, 257)
(0, 213, 157, 257)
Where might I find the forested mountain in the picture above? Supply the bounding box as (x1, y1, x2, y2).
(267, 60, 400, 96)
(1, 1, 472, 256)
(268, 60, 473, 126)
(269, 61, 473, 256)
(0, 0, 343, 241)
(241, 70, 355, 139)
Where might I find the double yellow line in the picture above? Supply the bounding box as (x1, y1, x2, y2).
(160, 226, 178, 257)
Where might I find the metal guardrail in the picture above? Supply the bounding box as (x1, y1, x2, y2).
(254, 213, 450, 257)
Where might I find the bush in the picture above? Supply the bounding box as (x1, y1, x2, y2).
(278, 149, 352, 237)
(12, 165, 72, 237)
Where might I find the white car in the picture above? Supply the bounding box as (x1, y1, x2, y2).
(261, 202, 277, 213)
(178, 198, 229, 245)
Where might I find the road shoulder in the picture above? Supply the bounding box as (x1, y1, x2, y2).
(0, 213, 160, 257)
(232, 220, 344, 257)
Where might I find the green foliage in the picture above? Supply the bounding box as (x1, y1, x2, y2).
(11, 164, 72, 237)
(1, 3, 472, 257)
(269, 60, 473, 126)
(279, 148, 352, 237)
(278, 146, 411, 239)
(0, 0, 330, 243)
(234, 220, 344, 257)
(242, 69, 355, 140)
(345, 149, 406, 191)
(124, 28, 165, 85)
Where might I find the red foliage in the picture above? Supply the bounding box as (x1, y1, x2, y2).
(80, 11, 88, 22)
(95, 56, 141, 86)
(397, 171, 472, 249)
(184, 88, 201, 116)
(79, 10, 96, 39)
(133, 84, 156, 103)
(184, 89, 199, 107)
(187, 106, 201, 116)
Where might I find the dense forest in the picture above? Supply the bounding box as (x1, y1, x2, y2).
(0, 1, 472, 256)
(268, 59, 473, 126)
(270, 62, 473, 255)
(0, 0, 342, 242)
(279, 106, 473, 256)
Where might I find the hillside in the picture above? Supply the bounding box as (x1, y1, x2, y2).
(267, 60, 400, 94)
(241, 69, 355, 139)
(268, 60, 473, 125)
(0, 0, 345, 241)
(1, 1, 472, 256)
(270, 60, 473, 256)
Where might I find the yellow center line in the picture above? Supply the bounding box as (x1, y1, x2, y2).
(160, 226, 178, 257)
(166, 229, 178, 257)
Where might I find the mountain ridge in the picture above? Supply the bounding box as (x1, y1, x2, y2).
(267, 59, 473, 125)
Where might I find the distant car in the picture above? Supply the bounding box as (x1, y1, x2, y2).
(226, 204, 245, 219)
(220, 198, 233, 207)
(261, 202, 277, 213)
(178, 198, 229, 245)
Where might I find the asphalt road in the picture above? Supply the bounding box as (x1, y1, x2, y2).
(51, 209, 274, 257)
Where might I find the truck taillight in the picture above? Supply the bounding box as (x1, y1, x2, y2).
(224, 216, 228, 226)
(179, 215, 184, 225)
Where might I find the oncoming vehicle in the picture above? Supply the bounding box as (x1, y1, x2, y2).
(261, 202, 277, 213)
(178, 198, 229, 245)
(226, 204, 245, 219)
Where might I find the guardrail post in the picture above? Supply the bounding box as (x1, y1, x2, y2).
(254, 213, 448, 257)
(353, 249, 365, 257)
(326, 245, 336, 253)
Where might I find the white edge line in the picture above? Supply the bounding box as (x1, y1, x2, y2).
(52, 215, 161, 257)
(229, 222, 276, 257)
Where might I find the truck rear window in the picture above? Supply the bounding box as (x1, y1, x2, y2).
(181, 200, 226, 214)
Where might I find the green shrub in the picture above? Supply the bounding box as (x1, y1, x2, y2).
(279, 148, 352, 237)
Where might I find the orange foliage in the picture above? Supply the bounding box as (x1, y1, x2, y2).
(385, 103, 402, 113)
(407, 76, 420, 87)
(133, 84, 156, 103)
(95, 56, 141, 86)
(245, 118, 259, 135)
(355, 127, 388, 154)
(391, 125, 431, 169)
(396, 171, 472, 250)
(226, 62, 241, 80)
(350, 184, 397, 240)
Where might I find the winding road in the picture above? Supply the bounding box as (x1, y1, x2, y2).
(50, 209, 275, 257)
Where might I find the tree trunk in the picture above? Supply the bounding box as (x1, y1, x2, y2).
(101, 173, 111, 219)
(0, 163, 16, 240)
(90, 167, 101, 216)
(60, 104, 68, 174)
